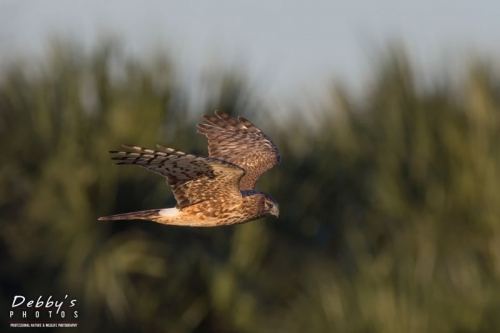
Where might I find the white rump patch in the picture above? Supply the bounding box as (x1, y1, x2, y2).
(159, 207, 180, 218)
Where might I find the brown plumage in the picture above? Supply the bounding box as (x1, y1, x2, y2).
(99, 111, 280, 227)
(197, 110, 281, 190)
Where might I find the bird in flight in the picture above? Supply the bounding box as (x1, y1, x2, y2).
(99, 111, 280, 227)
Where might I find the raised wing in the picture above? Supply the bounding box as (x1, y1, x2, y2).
(110, 144, 245, 209)
(197, 111, 280, 190)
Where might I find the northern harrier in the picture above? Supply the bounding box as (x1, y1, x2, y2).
(99, 111, 280, 226)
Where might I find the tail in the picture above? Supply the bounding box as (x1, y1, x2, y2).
(98, 209, 162, 221)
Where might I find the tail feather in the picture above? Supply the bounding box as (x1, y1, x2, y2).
(98, 209, 161, 221)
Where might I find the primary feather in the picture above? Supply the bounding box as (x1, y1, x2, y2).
(197, 110, 281, 190)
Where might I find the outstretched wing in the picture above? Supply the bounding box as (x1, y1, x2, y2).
(197, 111, 280, 190)
(110, 144, 245, 209)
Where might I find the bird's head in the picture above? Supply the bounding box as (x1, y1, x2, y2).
(262, 193, 279, 218)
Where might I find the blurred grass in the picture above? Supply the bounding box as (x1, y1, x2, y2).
(1, 41, 499, 333)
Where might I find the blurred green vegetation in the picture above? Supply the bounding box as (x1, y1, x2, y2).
(1, 41, 500, 333)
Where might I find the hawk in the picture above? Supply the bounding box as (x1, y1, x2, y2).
(99, 111, 280, 227)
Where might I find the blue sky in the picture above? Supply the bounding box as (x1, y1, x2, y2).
(1, 0, 499, 101)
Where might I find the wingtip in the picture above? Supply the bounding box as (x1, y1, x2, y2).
(237, 116, 250, 123)
(215, 110, 230, 119)
(156, 143, 167, 150)
(156, 144, 181, 154)
(196, 123, 212, 131)
(201, 114, 212, 121)
(121, 144, 136, 150)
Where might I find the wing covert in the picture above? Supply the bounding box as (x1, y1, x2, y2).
(110, 144, 245, 208)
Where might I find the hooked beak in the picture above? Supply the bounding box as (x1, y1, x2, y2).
(270, 205, 279, 218)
